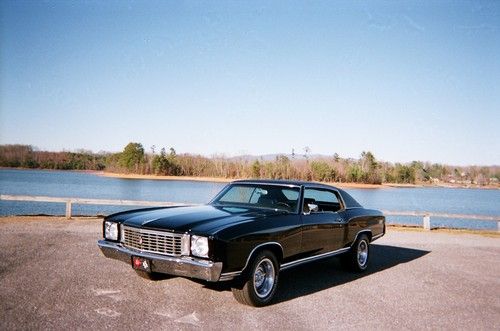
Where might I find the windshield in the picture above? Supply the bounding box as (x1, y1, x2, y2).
(211, 183, 300, 213)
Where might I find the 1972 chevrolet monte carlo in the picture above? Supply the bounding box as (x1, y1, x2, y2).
(98, 180, 385, 306)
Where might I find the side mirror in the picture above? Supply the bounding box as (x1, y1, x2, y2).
(308, 203, 319, 213)
(304, 203, 319, 215)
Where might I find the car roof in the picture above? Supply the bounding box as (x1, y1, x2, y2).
(232, 179, 337, 189)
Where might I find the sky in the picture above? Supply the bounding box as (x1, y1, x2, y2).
(0, 1, 499, 166)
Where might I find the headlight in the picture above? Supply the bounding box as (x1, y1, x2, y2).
(190, 235, 209, 258)
(104, 221, 119, 240)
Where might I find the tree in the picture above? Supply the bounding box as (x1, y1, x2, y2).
(311, 161, 336, 182)
(411, 161, 426, 182)
(394, 163, 415, 184)
(167, 147, 180, 175)
(360, 151, 381, 184)
(347, 164, 363, 182)
(119, 142, 145, 173)
(275, 155, 291, 179)
(152, 147, 181, 175)
(360, 151, 376, 172)
(251, 160, 261, 178)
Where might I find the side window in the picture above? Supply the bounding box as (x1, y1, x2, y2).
(303, 188, 342, 213)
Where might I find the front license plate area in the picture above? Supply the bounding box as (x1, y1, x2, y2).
(132, 256, 151, 272)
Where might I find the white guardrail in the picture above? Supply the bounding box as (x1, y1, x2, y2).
(1, 194, 499, 231)
(0, 194, 191, 219)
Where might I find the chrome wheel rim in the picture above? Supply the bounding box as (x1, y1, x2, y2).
(253, 258, 275, 298)
(357, 240, 369, 267)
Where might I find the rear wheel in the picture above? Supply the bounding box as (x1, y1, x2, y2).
(341, 234, 370, 272)
(231, 250, 279, 307)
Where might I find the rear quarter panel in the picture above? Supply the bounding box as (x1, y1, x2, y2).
(341, 208, 385, 246)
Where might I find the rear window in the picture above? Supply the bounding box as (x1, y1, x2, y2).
(304, 189, 339, 204)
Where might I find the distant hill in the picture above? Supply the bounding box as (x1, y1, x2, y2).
(228, 153, 336, 162)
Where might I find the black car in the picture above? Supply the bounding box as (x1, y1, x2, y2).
(98, 180, 385, 306)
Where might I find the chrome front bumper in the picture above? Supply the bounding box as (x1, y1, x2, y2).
(97, 240, 223, 282)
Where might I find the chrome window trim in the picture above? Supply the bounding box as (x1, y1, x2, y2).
(230, 182, 302, 188)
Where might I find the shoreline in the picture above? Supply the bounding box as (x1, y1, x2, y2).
(1, 167, 497, 190)
(99, 172, 499, 190)
(101, 172, 234, 184)
(100, 172, 391, 188)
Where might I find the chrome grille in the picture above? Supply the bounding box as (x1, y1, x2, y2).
(122, 226, 183, 256)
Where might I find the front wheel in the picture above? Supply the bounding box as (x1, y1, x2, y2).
(341, 234, 370, 272)
(231, 250, 279, 307)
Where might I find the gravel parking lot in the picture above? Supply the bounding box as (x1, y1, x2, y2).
(0, 216, 499, 330)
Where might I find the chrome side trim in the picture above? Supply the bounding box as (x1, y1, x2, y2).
(281, 247, 350, 270)
(219, 271, 241, 281)
(372, 233, 384, 241)
(218, 242, 283, 281)
(351, 230, 372, 244)
(279, 229, 375, 271)
(219, 230, 379, 280)
(243, 242, 283, 272)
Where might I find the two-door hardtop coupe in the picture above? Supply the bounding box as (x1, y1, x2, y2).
(98, 180, 385, 306)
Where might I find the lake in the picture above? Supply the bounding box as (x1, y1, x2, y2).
(0, 169, 499, 230)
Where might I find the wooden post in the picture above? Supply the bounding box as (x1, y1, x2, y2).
(423, 215, 431, 231)
(65, 201, 72, 219)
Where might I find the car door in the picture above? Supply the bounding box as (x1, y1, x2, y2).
(300, 187, 346, 255)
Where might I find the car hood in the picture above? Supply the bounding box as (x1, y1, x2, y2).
(106, 204, 284, 234)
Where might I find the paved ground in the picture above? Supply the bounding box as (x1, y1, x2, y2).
(0, 216, 499, 330)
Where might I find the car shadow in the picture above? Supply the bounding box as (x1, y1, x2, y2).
(202, 244, 430, 304)
(273, 244, 430, 304)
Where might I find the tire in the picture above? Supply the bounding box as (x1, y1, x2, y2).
(231, 250, 279, 307)
(134, 270, 170, 281)
(341, 234, 370, 272)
